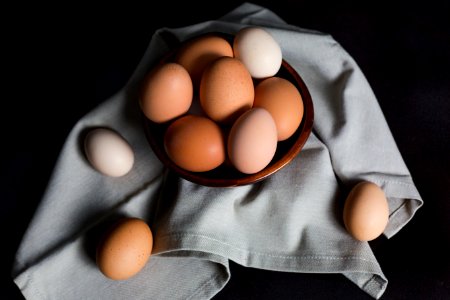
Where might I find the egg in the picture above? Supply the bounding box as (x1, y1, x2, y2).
(233, 27, 282, 79)
(175, 34, 233, 89)
(84, 128, 134, 177)
(228, 108, 278, 174)
(253, 77, 304, 141)
(200, 57, 254, 124)
(96, 218, 153, 280)
(164, 115, 226, 172)
(343, 181, 389, 241)
(140, 63, 193, 123)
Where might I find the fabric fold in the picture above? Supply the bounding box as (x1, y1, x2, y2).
(13, 3, 422, 299)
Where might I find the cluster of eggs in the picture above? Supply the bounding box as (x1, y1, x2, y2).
(140, 27, 304, 174)
(81, 28, 390, 283)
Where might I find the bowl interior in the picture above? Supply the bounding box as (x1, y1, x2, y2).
(142, 33, 314, 187)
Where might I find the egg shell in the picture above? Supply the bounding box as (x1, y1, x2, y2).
(96, 218, 153, 280)
(84, 128, 134, 177)
(343, 181, 389, 241)
(200, 57, 254, 124)
(164, 115, 226, 172)
(253, 77, 304, 141)
(175, 34, 233, 89)
(233, 27, 282, 79)
(228, 108, 278, 174)
(140, 63, 193, 123)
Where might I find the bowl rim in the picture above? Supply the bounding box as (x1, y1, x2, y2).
(141, 33, 314, 187)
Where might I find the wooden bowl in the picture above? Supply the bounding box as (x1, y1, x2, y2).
(142, 33, 314, 187)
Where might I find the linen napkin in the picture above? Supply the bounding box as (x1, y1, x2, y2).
(12, 3, 423, 299)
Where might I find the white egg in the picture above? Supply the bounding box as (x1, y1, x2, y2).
(233, 27, 282, 79)
(84, 128, 134, 177)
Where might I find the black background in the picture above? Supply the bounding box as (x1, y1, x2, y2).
(3, 1, 449, 299)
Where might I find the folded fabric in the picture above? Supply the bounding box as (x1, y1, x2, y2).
(12, 3, 422, 299)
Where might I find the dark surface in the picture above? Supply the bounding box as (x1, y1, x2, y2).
(3, 1, 450, 299)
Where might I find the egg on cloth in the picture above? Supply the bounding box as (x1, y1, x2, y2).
(343, 181, 390, 241)
(96, 218, 153, 280)
(84, 128, 134, 177)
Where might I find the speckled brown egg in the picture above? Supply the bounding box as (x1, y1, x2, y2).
(164, 115, 226, 172)
(200, 57, 254, 124)
(96, 218, 153, 280)
(343, 181, 389, 241)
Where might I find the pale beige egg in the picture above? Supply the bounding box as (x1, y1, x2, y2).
(343, 181, 389, 241)
(227, 108, 278, 174)
(84, 128, 134, 177)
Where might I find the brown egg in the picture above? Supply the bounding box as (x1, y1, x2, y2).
(140, 63, 193, 123)
(96, 218, 153, 280)
(200, 57, 254, 124)
(253, 77, 304, 141)
(175, 34, 233, 89)
(164, 115, 226, 172)
(343, 181, 389, 241)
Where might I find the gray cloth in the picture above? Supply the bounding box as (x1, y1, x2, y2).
(12, 3, 423, 299)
